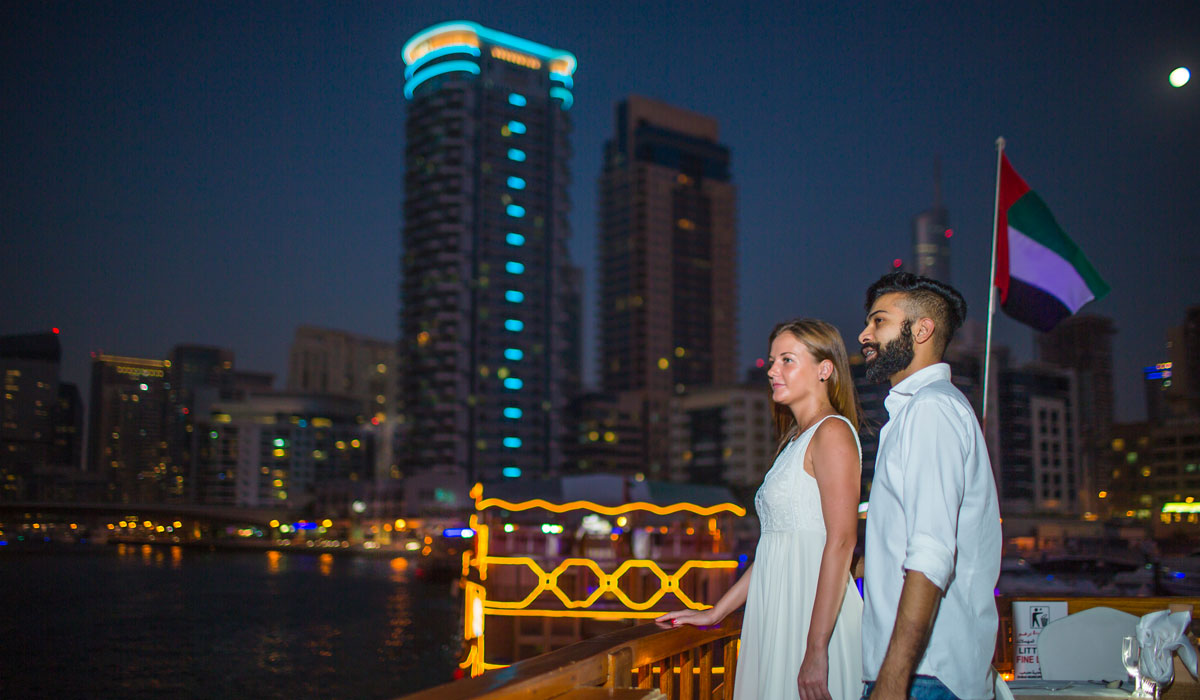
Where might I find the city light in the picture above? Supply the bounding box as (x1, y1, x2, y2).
(1170, 66, 1191, 88)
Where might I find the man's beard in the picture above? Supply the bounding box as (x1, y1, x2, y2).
(864, 320, 915, 384)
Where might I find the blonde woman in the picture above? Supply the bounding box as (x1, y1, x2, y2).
(658, 319, 863, 700)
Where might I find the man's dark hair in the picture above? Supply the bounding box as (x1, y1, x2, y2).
(865, 271, 968, 354)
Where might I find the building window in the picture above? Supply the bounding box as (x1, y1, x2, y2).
(506, 120, 527, 134)
(504, 290, 525, 303)
(505, 261, 525, 274)
(507, 148, 526, 162)
(508, 93, 526, 107)
(504, 319, 524, 332)
(507, 176, 526, 190)
(505, 232, 525, 246)
(506, 204, 526, 217)
(504, 348, 524, 361)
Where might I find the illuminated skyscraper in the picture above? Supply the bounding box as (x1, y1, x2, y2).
(87, 354, 170, 502)
(909, 158, 952, 284)
(398, 22, 580, 482)
(597, 96, 737, 476)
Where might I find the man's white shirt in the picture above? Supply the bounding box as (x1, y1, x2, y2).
(862, 363, 1002, 700)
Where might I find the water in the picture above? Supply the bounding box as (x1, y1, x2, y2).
(0, 544, 462, 699)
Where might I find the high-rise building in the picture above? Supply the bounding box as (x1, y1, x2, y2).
(908, 159, 952, 284)
(398, 22, 580, 482)
(1036, 314, 1115, 511)
(87, 354, 170, 502)
(995, 363, 1083, 516)
(597, 96, 737, 476)
(564, 392, 644, 476)
(1163, 305, 1200, 417)
(197, 393, 372, 507)
(1144, 361, 1174, 423)
(599, 96, 737, 395)
(1182, 306, 1200, 412)
(165, 344, 235, 502)
(287, 325, 398, 480)
(1, 331, 64, 499)
(667, 385, 775, 488)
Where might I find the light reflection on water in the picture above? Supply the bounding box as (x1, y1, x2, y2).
(0, 545, 462, 699)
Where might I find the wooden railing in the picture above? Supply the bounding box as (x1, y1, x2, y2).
(399, 612, 743, 700)
(402, 596, 1200, 699)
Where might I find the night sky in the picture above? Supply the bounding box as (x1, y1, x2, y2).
(3, 1, 1197, 423)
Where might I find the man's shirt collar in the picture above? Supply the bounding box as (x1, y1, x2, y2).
(885, 363, 951, 416)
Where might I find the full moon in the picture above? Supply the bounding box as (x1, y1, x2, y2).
(1169, 66, 1191, 88)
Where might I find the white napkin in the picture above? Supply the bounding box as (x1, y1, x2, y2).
(1136, 609, 1199, 684)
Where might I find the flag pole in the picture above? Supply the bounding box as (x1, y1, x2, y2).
(981, 137, 1005, 429)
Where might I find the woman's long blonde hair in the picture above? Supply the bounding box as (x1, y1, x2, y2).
(768, 318, 862, 454)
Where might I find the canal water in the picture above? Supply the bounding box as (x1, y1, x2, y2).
(0, 544, 462, 699)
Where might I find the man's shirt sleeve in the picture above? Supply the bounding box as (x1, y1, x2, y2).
(899, 396, 969, 591)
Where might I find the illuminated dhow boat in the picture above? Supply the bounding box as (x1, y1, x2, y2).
(456, 475, 747, 677)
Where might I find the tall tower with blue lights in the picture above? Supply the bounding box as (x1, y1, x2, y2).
(398, 22, 580, 483)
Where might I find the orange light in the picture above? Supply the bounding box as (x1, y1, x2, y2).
(471, 483, 745, 517)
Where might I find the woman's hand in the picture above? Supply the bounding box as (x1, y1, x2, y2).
(654, 608, 722, 628)
(797, 646, 831, 700)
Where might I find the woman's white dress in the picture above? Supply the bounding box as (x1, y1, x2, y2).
(733, 414, 863, 700)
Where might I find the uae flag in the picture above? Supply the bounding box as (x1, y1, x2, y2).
(994, 153, 1109, 331)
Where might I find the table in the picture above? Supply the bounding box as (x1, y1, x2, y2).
(1008, 680, 1132, 699)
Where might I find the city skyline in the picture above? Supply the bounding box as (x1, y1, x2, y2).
(3, 2, 1198, 424)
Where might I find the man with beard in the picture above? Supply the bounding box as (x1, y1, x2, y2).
(858, 272, 1000, 700)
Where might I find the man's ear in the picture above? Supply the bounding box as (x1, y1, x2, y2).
(914, 317, 937, 346)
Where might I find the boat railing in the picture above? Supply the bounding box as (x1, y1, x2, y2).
(401, 595, 1200, 698)
(399, 611, 743, 700)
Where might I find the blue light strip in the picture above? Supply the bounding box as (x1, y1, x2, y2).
(504, 319, 524, 332)
(503, 437, 522, 448)
(505, 261, 525, 274)
(505, 232, 525, 246)
(502, 467, 522, 478)
(402, 21, 577, 75)
(503, 407, 523, 419)
(507, 148, 526, 162)
(550, 73, 573, 89)
(506, 204, 526, 217)
(404, 60, 481, 99)
(404, 44, 481, 80)
(505, 290, 525, 303)
(503, 377, 523, 390)
(549, 86, 573, 110)
(507, 176, 526, 190)
(507, 120, 527, 134)
(504, 348, 524, 361)
(508, 93, 527, 107)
